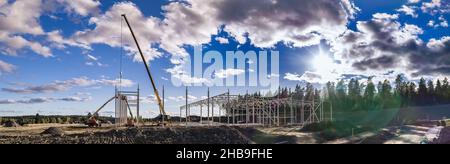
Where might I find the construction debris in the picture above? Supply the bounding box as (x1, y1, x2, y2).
(3, 120, 20, 128)
(0, 126, 252, 144)
(41, 127, 65, 137)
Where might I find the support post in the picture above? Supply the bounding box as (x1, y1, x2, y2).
(137, 85, 140, 125)
(185, 86, 188, 125)
(227, 90, 230, 125)
(212, 101, 215, 124)
(207, 88, 210, 122)
(162, 85, 165, 125)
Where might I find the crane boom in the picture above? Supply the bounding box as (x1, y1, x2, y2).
(90, 96, 116, 120)
(121, 14, 167, 119)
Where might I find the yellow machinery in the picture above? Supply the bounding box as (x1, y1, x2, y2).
(121, 14, 169, 125)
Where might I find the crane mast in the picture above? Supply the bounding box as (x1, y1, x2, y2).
(121, 14, 167, 122)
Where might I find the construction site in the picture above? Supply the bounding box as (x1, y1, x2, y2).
(1, 14, 450, 145)
(0, 14, 330, 144)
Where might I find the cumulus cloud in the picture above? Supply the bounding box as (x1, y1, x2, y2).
(0, 0, 101, 57)
(215, 0, 357, 48)
(48, 0, 101, 16)
(163, 0, 357, 84)
(69, 0, 358, 84)
(0, 96, 91, 104)
(215, 69, 245, 79)
(409, 0, 421, 4)
(284, 10, 450, 84)
(166, 64, 210, 85)
(397, 5, 418, 18)
(215, 37, 229, 44)
(427, 36, 450, 50)
(428, 20, 437, 27)
(421, 0, 450, 15)
(284, 72, 339, 84)
(71, 2, 163, 63)
(46, 30, 90, 50)
(168, 95, 198, 102)
(0, 60, 16, 75)
(2, 77, 135, 94)
(439, 15, 449, 27)
(328, 12, 450, 81)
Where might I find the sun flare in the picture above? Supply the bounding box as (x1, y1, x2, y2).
(312, 52, 335, 74)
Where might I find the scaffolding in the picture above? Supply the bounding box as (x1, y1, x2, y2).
(180, 88, 332, 127)
(115, 87, 140, 126)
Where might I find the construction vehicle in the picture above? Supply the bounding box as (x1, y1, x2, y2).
(121, 14, 169, 126)
(86, 96, 116, 127)
(86, 96, 136, 127)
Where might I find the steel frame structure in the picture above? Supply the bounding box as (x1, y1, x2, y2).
(115, 87, 140, 126)
(180, 88, 332, 127)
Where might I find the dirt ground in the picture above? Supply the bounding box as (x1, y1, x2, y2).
(234, 126, 323, 144)
(0, 123, 320, 144)
(324, 124, 443, 144)
(0, 124, 253, 144)
(0, 124, 116, 136)
(1, 123, 446, 144)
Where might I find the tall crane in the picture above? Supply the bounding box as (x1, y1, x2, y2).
(121, 14, 168, 124)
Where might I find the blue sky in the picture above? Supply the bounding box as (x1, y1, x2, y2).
(0, 0, 449, 117)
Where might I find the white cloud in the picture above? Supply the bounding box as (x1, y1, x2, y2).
(441, 20, 449, 27)
(397, 5, 418, 18)
(71, 2, 163, 63)
(323, 11, 450, 83)
(46, 30, 90, 50)
(215, 69, 245, 79)
(68, 0, 357, 83)
(166, 65, 210, 85)
(427, 36, 450, 51)
(87, 54, 98, 61)
(408, 0, 421, 4)
(428, 20, 436, 27)
(168, 95, 198, 102)
(53, 0, 101, 16)
(284, 73, 303, 81)
(174, 74, 210, 84)
(2, 77, 135, 94)
(0, 0, 44, 35)
(140, 95, 157, 104)
(421, 0, 450, 14)
(0, 96, 91, 104)
(0, 60, 16, 75)
(439, 15, 449, 27)
(372, 13, 399, 20)
(0, 0, 52, 57)
(284, 71, 341, 84)
(215, 37, 229, 44)
(0, 0, 101, 57)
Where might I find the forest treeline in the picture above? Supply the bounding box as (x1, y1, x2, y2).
(253, 75, 450, 112)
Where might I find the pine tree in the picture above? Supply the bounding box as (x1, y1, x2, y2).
(436, 79, 443, 103)
(427, 80, 435, 105)
(418, 78, 427, 105)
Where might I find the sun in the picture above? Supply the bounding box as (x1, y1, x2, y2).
(312, 52, 335, 74)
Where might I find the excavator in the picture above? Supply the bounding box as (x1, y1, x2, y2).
(121, 14, 170, 126)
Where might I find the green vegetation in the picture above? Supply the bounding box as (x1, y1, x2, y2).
(0, 114, 114, 126)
